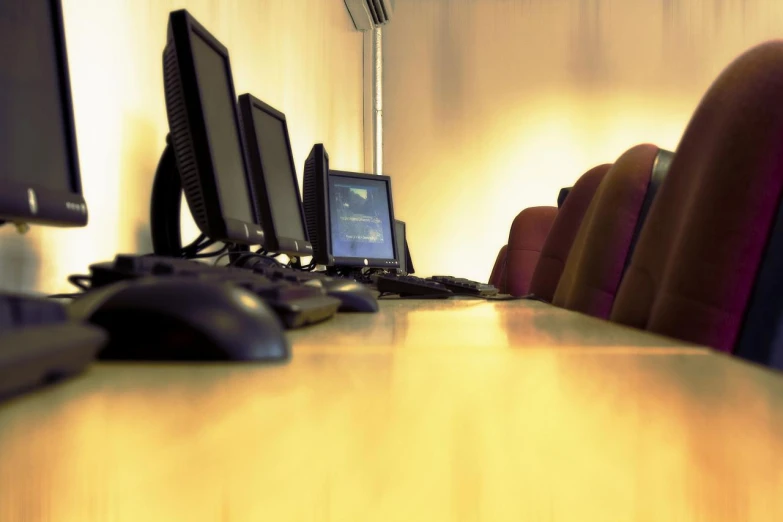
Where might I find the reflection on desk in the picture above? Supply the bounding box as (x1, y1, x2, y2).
(1, 300, 781, 522)
(288, 298, 704, 352)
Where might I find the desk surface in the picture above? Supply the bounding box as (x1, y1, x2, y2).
(2, 299, 782, 521)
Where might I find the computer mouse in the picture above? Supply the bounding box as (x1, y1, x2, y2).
(68, 278, 289, 362)
(322, 279, 379, 313)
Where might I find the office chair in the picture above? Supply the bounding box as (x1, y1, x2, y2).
(488, 244, 508, 291)
(527, 164, 611, 302)
(505, 206, 558, 296)
(611, 41, 783, 361)
(552, 145, 673, 319)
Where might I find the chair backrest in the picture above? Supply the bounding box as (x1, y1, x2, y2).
(552, 145, 672, 319)
(505, 206, 558, 297)
(611, 40, 783, 353)
(488, 244, 508, 290)
(527, 164, 611, 302)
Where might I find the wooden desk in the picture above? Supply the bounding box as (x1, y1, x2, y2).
(1, 300, 782, 521)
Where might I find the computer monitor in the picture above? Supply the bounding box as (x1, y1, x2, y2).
(328, 170, 399, 269)
(161, 10, 262, 245)
(394, 220, 408, 274)
(302, 144, 331, 265)
(0, 0, 88, 227)
(302, 146, 399, 269)
(238, 94, 311, 256)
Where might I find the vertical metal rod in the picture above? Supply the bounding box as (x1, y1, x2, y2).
(373, 26, 383, 175)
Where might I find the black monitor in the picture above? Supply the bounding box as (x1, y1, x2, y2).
(302, 144, 331, 265)
(238, 94, 311, 256)
(0, 0, 88, 227)
(394, 220, 408, 274)
(394, 219, 415, 275)
(302, 145, 399, 269)
(328, 170, 398, 269)
(160, 10, 262, 246)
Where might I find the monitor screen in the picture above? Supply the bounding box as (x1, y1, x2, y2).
(0, 0, 86, 227)
(0, 0, 71, 192)
(189, 32, 254, 225)
(249, 101, 307, 242)
(328, 172, 395, 261)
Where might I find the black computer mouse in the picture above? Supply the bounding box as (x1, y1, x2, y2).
(322, 279, 379, 313)
(68, 278, 289, 362)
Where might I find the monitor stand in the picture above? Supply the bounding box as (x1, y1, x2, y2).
(150, 135, 185, 257)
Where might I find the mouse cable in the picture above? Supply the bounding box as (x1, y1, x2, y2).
(47, 273, 92, 299)
(67, 274, 92, 291)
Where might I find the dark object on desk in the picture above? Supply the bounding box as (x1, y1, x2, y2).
(375, 274, 453, 298)
(302, 147, 399, 271)
(68, 278, 289, 362)
(0, 0, 89, 228)
(427, 276, 499, 297)
(320, 279, 379, 313)
(0, 294, 106, 400)
(237, 94, 312, 257)
(151, 9, 264, 258)
(238, 255, 379, 313)
(528, 163, 611, 302)
(88, 255, 343, 327)
(393, 219, 415, 275)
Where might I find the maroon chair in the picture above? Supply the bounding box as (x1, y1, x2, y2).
(552, 145, 673, 319)
(488, 244, 508, 291)
(611, 40, 783, 354)
(505, 206, 558, 296)
(527, 164, 611, 302)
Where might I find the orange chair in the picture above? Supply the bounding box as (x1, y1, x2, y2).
(611, 41, 783, 360)
(527, 164, 611, 302)
(504, 206, 558, 296)
(552, 145, 673, 319)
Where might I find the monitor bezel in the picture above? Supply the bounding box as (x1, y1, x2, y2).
(327, 170, 399, 269)
(238, 93, 312, 256)
(0, 0, 88, 227)
(164, 9, 263, 245)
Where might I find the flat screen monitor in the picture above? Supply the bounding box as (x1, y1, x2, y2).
(302, 144, 331, 265)
(238, 94, 311, 256)
(327, 170, 398, 269)
(162, 9, 262, 245)
(394, 220, 407, 274)
(0, 0, 88, 227)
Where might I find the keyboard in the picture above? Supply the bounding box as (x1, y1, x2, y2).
(427, 276, 499, 297)
(374, 274, 453, 298)
(0, 293, 106, 401)
(87, 255, 343, 329)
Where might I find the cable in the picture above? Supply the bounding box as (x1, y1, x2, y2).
(191, 244, 229, 259)
(67, 274, 91, 291)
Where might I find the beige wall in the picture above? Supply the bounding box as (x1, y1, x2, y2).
(383, 0, 783, 282)
(0, 0, 364, 295)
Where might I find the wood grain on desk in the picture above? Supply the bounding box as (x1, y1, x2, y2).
(1, 300, 782, 522)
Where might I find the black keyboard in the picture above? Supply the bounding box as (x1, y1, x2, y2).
(427, 276, 499, 297)
(0, 293, 106, 401)
(374, 274, 453, 298)
(87, 255, 342, 329)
